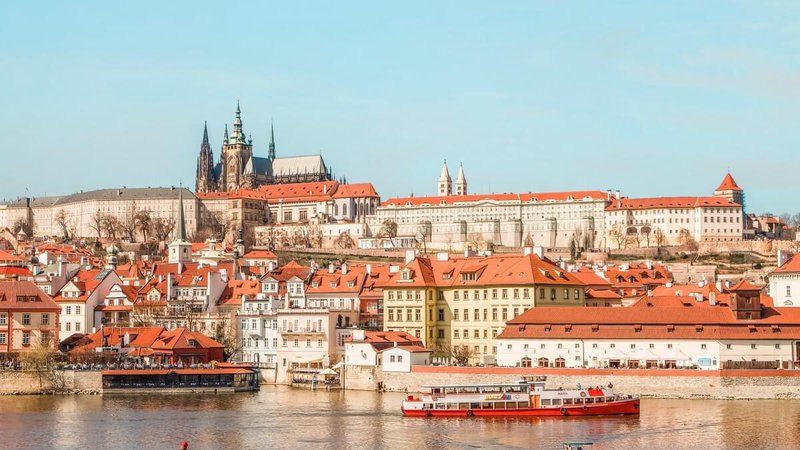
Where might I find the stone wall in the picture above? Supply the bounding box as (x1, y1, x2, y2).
(0, 370, 102, 395)
(344, 366, 800, 400)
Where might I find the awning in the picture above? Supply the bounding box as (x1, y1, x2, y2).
(318, 368, 338, 376)
(627, 348, 659, 360)
(657, 349, 692, 361)
(292, 356, 323, 364)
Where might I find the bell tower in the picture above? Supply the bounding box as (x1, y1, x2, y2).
(220, 101, 254, 191)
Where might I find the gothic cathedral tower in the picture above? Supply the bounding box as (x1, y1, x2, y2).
(220, 102, 254, 191)
(195, 121, 217, 192)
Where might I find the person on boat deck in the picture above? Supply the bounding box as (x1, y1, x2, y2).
(577, 384, 582, 390)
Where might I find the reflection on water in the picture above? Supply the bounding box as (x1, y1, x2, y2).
(0, 388, 799, 449)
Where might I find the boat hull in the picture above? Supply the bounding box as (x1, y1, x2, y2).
(402, 399, 640, 417)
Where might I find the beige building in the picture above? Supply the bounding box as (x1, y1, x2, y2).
(0, 281, 61, 353)
(0, 187, 198, 241)
(381, 251, 587, 364)
(605, 174, 744, 249)
(368, 164, 608, 252)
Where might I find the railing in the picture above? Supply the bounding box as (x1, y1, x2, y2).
(278, 327, 325, 334)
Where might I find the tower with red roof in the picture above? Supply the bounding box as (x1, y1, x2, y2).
(713, 172, 744, 209)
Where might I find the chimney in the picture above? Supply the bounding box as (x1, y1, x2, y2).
(352, 329, 365, 341)
(523, 247, 533, 256)
(725, 280, 731, 289)
(665, 282, 672, 288)
(178, 262, 185, 274)
(406, 250, 417, 264)
(389, 265, 400, 273)
(606, 189, 612, 201)
(365, 263, 372, 275)
(777, 250, 790, 268)
(57, 257, 68, 278)
(341, 263, 348, 275)
(646, 289, 653, 297)
(615, 190, 620, 200)
(268, 260, 277, 271)
(715, 280, 722, 292)
(645, 261, 653, 270)
(533, 247, 544, 258)
(464, 248, 476, 258)
(80, 256, 89, 269)
(709, 292, 717, 306)
(329, 263, 335, 274)
(436, 252, 449, 262)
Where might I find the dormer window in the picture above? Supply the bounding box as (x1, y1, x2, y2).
(347, 280, 355, 288)
(461, 272, 477, 282)
(329, 281, 337, 288)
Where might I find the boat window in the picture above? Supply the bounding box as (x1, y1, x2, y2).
(435, 403, 446, 409)
(552, 399, 562, 406)
(424, 403, 434, 409)
(445, 387, 457, 394)
(541, 399, 551, 406)
(458, 403, 469, 410)
(461, 387, 479, 394)
(432, 388, 442, 395)
(564, 398, 574, 405)
(447, 403, 458, 410)
(585, 398, 595, 404)
(482, 402, 494, 409)
(482, 386, 502, 393)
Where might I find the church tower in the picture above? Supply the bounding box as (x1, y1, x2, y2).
(168, 189, 192, 264)
(219, 102, 254, 191)
(714, 172, 744, 208)
(268, 122, 276, 161)
(195, 121, 217, 193)
(455, 163, 467, 196)
(438, 160, 452, 196)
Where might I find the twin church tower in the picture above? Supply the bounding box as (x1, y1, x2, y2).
(437, 160, 468, 196)
(196, 102, 334, 192)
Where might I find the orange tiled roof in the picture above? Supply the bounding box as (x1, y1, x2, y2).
(0, 281, 61, 311)
(716, 173, 743, 192)
(773, 254, 800, 274)
(606, 196, 740, 210)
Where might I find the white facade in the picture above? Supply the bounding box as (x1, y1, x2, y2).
(770, 269, 800, 307)
(238, 294, 283, 365)
(381, 346, 431, 372)
(496, 337, 797, 370)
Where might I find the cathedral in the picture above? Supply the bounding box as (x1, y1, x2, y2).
(196, 103, 335, 192)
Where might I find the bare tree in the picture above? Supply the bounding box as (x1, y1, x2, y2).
(100, 215, 122, 241)
(215, 316, 243, 362)
(54, 209, 71, 241)
(678, 228, 699, 251)
(88, 211, 104, 241)
(467, 232, 486, 253)
(134, 208, 153, 242)
(334, 230, 355, 249)
(433, 342, 475, 366)
(609, 224, 628, 249)
(654, 228, 667, 248)
(118, 202, 138, 243)
(11, 217, 32, 238)
(18, 333, 66, 392)
(641, 226, 652, 248)
(377, 219, 398, 248)
(152, 217, 176, 242)
(131, 296, 167, 327)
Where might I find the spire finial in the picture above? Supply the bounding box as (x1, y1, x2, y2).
(202, 121, 209, 145)
(176, 188, 186, 241)
(268, 121, 276, 160)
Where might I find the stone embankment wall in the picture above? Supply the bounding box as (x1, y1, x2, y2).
(344, 366, 800, 400)
(0, 371, 102, 395)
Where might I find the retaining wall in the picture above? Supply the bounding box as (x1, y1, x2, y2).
(344, 366, 800, 399)
(0, 370, 102, 395)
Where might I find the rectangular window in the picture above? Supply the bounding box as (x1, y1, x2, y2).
(523, 288, 530, 299)
(22, 332, 30, 346)
(701, 344, 707, 350)
(751, 344, 757, 350)
(41, 314, 49, 325)
(563, 289, 569, 299)
(463, 309, 469, 321)
(513, 289, 519, 299)
(23, 314, 31, 325)
(66, 306, 72, 315)
(388, 310, 394, 322)
(415, 309, 421, 321)
(76, 306, 81, 315)
(502, 308, 507, 320)
(492, 308, 497, 320)
(502, 289, 508, 299)
(0, 314, 6, 325)
(438, 309, 444, 321)
(0, 333, 5, 344)
(454, 309, 459, 321)
(454, 330, 460, 339)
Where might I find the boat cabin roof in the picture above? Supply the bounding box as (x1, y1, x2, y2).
(423, 382, 530, 389)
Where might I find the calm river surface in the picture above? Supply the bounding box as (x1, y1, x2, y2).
(1, 387, 798, 449)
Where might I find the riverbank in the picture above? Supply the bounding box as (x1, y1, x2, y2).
(0, 370, 101, 395)
(343, 366, 800, 399)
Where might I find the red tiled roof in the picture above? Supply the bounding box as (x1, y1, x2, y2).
(383, 254, 586, 288)
(501, 301, 800, 340)
(729, 280, 762, 292)
(349, 330, 421, 344)
(382, 190, 608, 207)
(773, 254, 800, 274)
(0, 281, 61, 311)
(0, 250, 24, 262)
(716, 173, 743, 192)
(380, 345, 431, 353)
(606, 196, 740, 211)
(331, 183, 379, 198)
(586, 289, 622, 299)
(242, 250, 278, 259)
(0, 267, 33, 277)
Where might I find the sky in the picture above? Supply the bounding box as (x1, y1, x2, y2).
(1, 1, 799, 214)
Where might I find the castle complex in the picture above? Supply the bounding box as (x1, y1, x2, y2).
(196, 103, 334, 193)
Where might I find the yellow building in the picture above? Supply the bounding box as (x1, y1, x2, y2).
(382, 252, 586, 363)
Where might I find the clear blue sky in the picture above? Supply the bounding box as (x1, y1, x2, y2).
(2, 1, 799, 214)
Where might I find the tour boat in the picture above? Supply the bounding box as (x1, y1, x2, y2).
(401, 377, 639, 417)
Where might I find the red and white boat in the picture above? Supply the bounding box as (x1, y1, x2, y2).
(401, 377, 639, 417)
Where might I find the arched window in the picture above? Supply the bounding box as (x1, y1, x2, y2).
(537, 357, 549, 367)
(521, 357, 532, 368)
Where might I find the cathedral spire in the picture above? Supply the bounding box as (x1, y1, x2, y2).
(232, 101, 245, 144)
(268, 122, 276, 160)
(438, 160, 452, 197)
(202, 121, 209, 146)
(223, 124, 229, 145)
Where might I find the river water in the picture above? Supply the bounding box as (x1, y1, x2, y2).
(1, 387, 798, 449)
